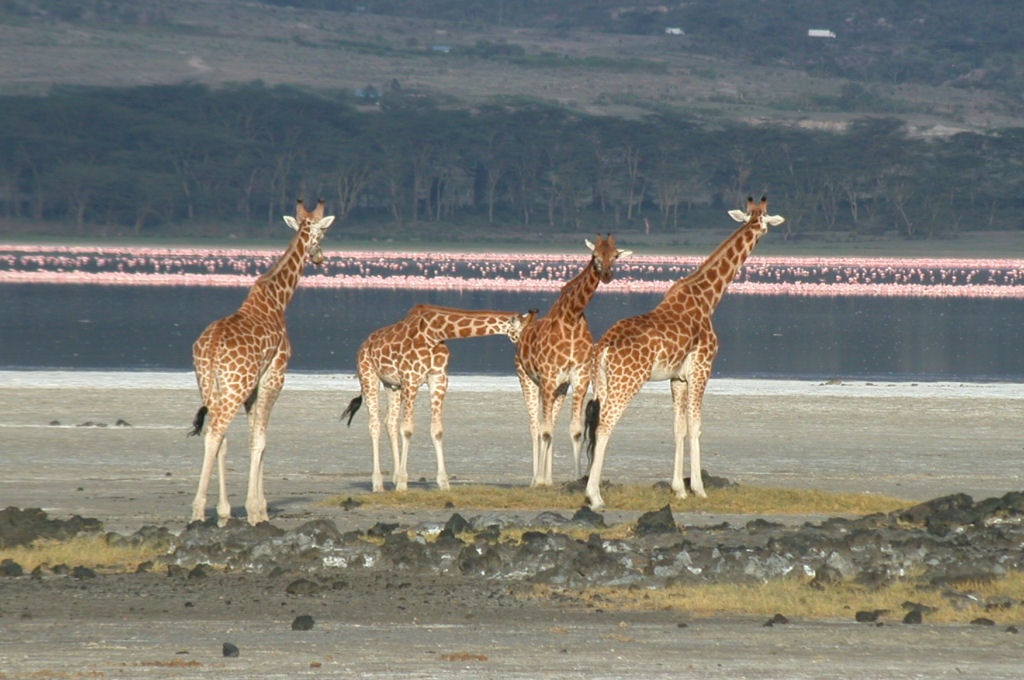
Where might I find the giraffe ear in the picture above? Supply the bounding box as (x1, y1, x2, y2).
(282, 215, 300, 231)
(617, 249, 633, 258)
(765, 214, 786, 226)
(584, 238, 596, 252)
(315, 215, 336, 230)
(727, 209, 748, 223)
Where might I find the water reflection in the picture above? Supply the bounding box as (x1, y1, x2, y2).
(1, 284, 1021, 380)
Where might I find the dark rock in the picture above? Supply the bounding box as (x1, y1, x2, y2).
(444, 513, 471, 535)
(635, 505, 679, 537)
(286, 578, 321, 596)
(0, 558, 24, 577)
(0, 507, 102, 548)
(291, 614, 315, 631)
(367, 522, 399, 537)
(970, 617, 996, 626)
(764, 613, 789, 626)
(902, 609, 923, 624)
(855, 609, 887, 623)
(188, 564, 212, 579)
(338, 497, 362, 510)
(809, 564, 843, 590)
(571, 506, 606, 527)
(71, 566, 97, 579)
(222, 642, 239, 657)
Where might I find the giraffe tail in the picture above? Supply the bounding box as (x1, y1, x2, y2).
(583, 398, 600, 466)
(188, 405, 208, 437)
(340, 395, 363, 427)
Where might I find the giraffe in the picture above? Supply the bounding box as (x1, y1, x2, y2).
(341, 304, 537, 493)
(583, 197, 785, 510)
(188, 199, 335, 526)
(515, 234, 630, 486)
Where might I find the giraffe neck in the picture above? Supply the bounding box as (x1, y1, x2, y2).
(409, 305, 515, 343)
(546, 259, 600, 322)
(666, 218, 761, 312)
(243, 226, 311, 313)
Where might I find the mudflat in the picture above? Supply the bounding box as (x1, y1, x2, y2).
(1, 373, 1022, 678)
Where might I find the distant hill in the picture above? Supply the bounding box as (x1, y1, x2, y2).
(2, 0, 1022, 134)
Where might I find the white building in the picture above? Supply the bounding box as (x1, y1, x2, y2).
(808, 29, 837, 39)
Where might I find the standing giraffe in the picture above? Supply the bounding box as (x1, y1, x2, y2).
(515, 235, 630, 486)
(188, 199, 335, 525)
(341, 304, 537, 493)
(583, 197, 785, 510)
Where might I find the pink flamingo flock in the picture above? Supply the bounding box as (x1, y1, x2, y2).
(0, 245, 1022, 298)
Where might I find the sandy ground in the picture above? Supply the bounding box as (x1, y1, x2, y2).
(1, 374, 1022, 678)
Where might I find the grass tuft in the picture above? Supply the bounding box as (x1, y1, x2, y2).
(0, 536, 164, 574)
(548, 571, 1024, 625)
(324, 483, 910, 516)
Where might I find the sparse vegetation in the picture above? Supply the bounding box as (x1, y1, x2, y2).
(324, 483, 909, 516)
(0, 536, 164, 573)
(545, 571, 1024, 624)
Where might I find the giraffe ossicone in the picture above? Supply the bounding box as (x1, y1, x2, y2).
(583, 197, 784, 511)
(189, 198, 334, 526)
(342, 304, 537, 493)
(515, 234, 629, 487)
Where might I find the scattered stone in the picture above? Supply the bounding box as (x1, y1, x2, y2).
(634, 505, 679, 536)
(809, 564, 843, 590)
(855, 610, 886, 623)
(443, 513, 471, 535)
(0, 558, 24, 577)
(222, 642, 239, 657)
(291, 614, 315, 631)
(571, 506, 605, 527)
(970, 617, 996, 626)
(115, 419, 131, 427)
(286, 578, 321, 596)
(0, 507, 102, 548)
(338, 497, 362, 511)
(763, 613, 789, 626)
(902, 609, 923, 624)
(367, 522, 399, 537)
(71, 566, 97, 579)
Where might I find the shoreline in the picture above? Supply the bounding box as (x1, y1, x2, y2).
(2, 369, 1022, 398)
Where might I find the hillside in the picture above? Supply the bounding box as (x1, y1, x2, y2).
(2, 0, 1024, 250)
(2, 0, 1021, 135)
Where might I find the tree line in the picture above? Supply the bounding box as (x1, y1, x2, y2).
(1, 81, 1022, 240)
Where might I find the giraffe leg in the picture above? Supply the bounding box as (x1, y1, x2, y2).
(427, 350, 450, 490)
(568, 372, 590, 480)
(361, 379, 386, 492)
(538, 381, 567, 486)
(395, 382, 420, 492)
(245, 368, 284, 524)
(193, 404, 235, 524)
(193, 427, 224, 523)
(670, 378, 690, 499)
(515, 359, 543, 487)
(585, 370, 643, 511)
(382, 385, 401, 491)
(684, 375, 709, 499)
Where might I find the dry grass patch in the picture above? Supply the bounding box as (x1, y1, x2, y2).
(0, 536, 164, 574)
(543, 571, 1024, 625)
(325, 483, 909, 516)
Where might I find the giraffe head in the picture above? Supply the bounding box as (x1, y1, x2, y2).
(583, 234, 632, 284)
(727, 196, 785, 236)
(504, 309, 539, 344)
(282, 199, 336, 265)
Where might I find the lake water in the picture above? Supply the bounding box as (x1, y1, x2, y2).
(2, 283, 1022, 381)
